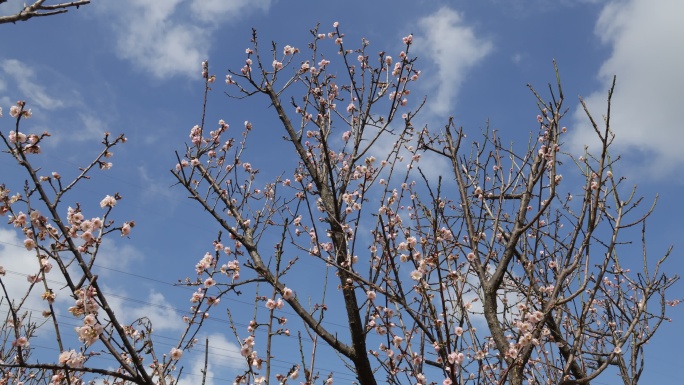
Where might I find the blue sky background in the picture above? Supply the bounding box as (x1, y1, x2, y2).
(1, 0, 682, 384)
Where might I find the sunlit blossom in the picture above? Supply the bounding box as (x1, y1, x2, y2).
(13, 336, 29, 348)
(410, 270, 422, 280)
(100, 195, 116, 208)
(170, 347, 183, 360)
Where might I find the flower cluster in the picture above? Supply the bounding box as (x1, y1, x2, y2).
(75, 314, 103, 346)
(58, 349, 86, 368)
(3, 101, 45, 154)
(68, 287, 100, 317)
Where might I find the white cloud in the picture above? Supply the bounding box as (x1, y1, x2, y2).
(105, 0, 205, 79)
(30, 112, 110, 147)
(99, 0, 274, 79)
(415, 7, 493, 116)
(0, 228, 57, 316)
(106, 289, 184, 332)
(0, 228, 149, 321)
(189, 0, 272, 23)
(77, 113, 111, 142)
(567, 0, 684, 179)
(1, 59, 68, 110)
(93, 239, 144, 274)
(176, 333, 244, 385)
(512, 52, 524, 65)
(448, 265, 526, 328)
(137, 165, 177, 203)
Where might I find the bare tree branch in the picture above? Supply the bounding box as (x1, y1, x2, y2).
(0, 0, 90, 25)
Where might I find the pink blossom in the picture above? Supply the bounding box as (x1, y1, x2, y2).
(240, 344, 251, 357)
(12, 212, 27, 227)
(282, 287, 294, 300)
(24, 238, 36, 250)
(392, 335, 403, 347)
(100, 195, 117, 208)
(170, 347, 183, 360)
(81, 231, 94, 243)
(75, 322, 102, 346)
(84, 314, 96, 326)
(121, 222, 131, 236)
(190, 291, 204, 303)
(13, 336, 29, 348)
(59, 349, 85, 368)
(283, 45, 297, 55)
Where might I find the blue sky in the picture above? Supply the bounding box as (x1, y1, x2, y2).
(1, 0, 683, 384)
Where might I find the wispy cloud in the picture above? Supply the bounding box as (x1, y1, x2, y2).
(189, 0, 272, 24)
(0, 60, 118, 144)
(137, 165, 178, 204)
(77, 113, 112, 142)
(94, 239, 144, 274)
(106, 288, 184, 332)
(0, 229, 58, 315)
(98, 0, 275, 79)
(1, 59, 68, 110)
(415, 7, 493, 116)
(567, 0, 684, 179)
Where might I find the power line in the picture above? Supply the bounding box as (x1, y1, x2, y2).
(0, 306, 360, 382)
(0, 237, 354, 332)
